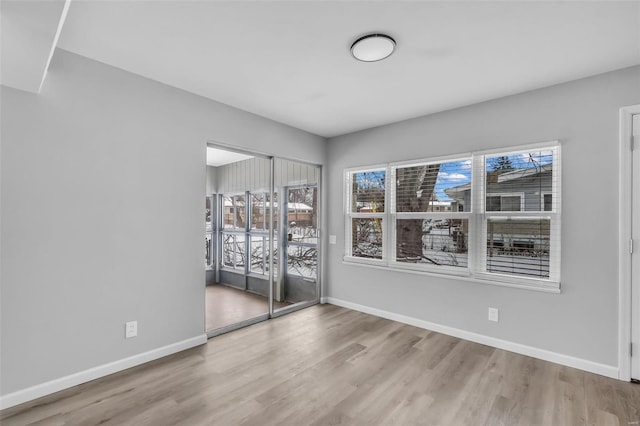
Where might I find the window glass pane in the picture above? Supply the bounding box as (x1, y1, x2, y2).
(288, 226, 318, 245)
(398, 159, 471, 212)
(396, 219, 468, 268)
(223, 196, 233, 228)
(222, 233, 245, 269)
(486, 150, 554, 212)
(250, 193, 277, 230)
(351, 218, 383, 259)
(543, 194, 552, 211)
(502, 196, 521, 211)
(249, 235, 277, 276)
(205, 196, 213, 267)
(206, 196, 212, 226)
(269, 192, 278, 230)
(351, 170, 385, 213)
(486, 194, 521, 211)
(486, 218, 550, 278)
(249, 235, 266, 274)
(223, 195, 246, 229)
(288, 187, 317, 243)
(251, 193, 266, 230)
(287, 245, 317, 279)
(486, 196, 501, 212)
(234, 195, 246, 228)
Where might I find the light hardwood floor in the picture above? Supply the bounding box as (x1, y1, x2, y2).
(2, 304, 639, 425)
(205, 284, 289, 331)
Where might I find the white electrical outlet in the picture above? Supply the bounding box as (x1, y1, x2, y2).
(329, 235, 337, 245)
(125, 321, 138, 339)
(488, 308, 499, 322)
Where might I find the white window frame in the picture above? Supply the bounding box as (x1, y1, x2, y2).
(343, 141, 561, 291)
(476, 144, 560, 287)
(389, 154, 473, 276)
(247, 190, 274, 277)
(344, 166, 388, 266)
(222, 192, 246, 231)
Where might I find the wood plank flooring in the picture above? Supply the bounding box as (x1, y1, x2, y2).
(2, 304, 639, 425)
(205, 284, 289, 332)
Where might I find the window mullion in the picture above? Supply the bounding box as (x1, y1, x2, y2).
(483, 211, 553, 218)
(473, 154, 486, 275)
(388, 166, 394, 263)
(395, 212, 472, 220)
(345, 168, 386, 261)
(345, 172, 352, 257)
(345, 214, 352, 257)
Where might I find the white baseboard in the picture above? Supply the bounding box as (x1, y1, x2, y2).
(1, 301, 621, 411)
(0, 334, 207, 410)
(325, 297, 619, 380)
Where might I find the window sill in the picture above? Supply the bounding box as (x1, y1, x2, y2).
(341, 258, 561, 294)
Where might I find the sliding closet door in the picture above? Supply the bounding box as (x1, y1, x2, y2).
(207, 154, 272, 335)
(273, 158, 321, 314)
(205, 145, 321, 335)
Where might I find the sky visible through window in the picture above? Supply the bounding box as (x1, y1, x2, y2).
(435, 160, 471, 202)
(436, 151, 553, 202)
(355, 151, 552, 203)
(354, 170, 385, 188)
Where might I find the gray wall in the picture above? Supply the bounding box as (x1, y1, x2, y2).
(206, 165, 217, 195)
(326, 66, 640, 367)
(0, 49, 325, 395)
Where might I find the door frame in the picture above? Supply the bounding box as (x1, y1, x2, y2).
(618, 104, 640, 381)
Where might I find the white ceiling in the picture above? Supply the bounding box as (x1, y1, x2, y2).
(6, 1, 640, 137)
(206, 147, 253, 167)
(0, 0, 69, 93)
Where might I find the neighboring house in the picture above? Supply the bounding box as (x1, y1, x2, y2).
(444, 164, 553, 212)
(286, 202, 315, 227)
(445, 164, 553, 258)
(430, 201, 455, 212)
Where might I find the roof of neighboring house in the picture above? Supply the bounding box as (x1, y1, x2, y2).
(495, 163, 552, 183)
(443, 184, 470, 199)
(223, 199, 244, 207)
(288, 203, 313, 211)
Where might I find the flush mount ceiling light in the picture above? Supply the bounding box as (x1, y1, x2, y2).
(350, 34, 396, 62)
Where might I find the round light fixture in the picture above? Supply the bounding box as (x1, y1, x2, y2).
(350, 34, 396, 62)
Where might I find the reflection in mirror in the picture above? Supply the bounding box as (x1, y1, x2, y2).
(205, 150, 272, 334)
(274, 159, 321, 310)
(204, 147, 321, 334)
